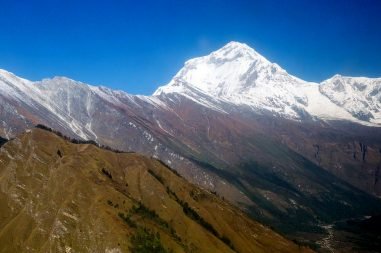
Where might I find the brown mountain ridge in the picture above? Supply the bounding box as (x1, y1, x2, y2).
(0, 128, 313, 253)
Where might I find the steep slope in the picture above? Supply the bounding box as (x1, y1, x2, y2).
(132, 94, 381, 250)
(0, 69, 91, 139)
(1, 42, 381, 251)
(154, 42, 310, 120)
(0, 69, 216, 192)
(320, 75, 381, 122)
(257, 118, 381, 197)
(151, 41, 381, 200)
(0, 128, 312, 253)
(154, 42, 381, 125)
(0, 68, 250, 203)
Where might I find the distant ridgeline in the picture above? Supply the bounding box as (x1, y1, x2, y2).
(0, 136, 7, 147)
(35, 124, 129, 154)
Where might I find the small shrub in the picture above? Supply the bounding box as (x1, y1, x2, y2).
(129, 202, 181, 242)
(102, 168, 112, 179)
(118, 212, 137, 228)
(166, 186, 236, 250)
(148, 169, 164, 184)
(221, 236, 235, 251)
(130, 227, 169, 253)
(166, 187, 218, 236)
(132, 202, 169, 229)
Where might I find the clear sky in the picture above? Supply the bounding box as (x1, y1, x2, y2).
(0, 0, 380, 95)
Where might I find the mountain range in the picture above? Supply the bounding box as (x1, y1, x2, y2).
(1, 41, 381, 252)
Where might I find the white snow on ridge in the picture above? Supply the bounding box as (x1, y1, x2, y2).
(0, 69, 42, 107)
(154, 41, 381, 126)
(0, 69, 174, 140)
(320, 75, 381, 124)
(1, 41, 381, 130)
(300, 83, 376, 126)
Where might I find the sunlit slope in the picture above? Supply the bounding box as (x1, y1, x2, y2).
(0, 128, 312, 253)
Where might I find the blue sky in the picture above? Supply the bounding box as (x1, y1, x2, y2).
(0, 0, 380, 95)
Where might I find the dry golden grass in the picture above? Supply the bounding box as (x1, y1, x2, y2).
(0, 129, 314, 253)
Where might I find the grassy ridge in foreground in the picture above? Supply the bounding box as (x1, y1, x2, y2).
(0, 128, 313, 253)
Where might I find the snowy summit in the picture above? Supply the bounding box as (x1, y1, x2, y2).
(155, 41, 381, 125)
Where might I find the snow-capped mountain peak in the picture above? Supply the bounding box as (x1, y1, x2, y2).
(154, 41, 312, 119)
(154, 42, 381, 125)
(1, 42, 381, 127)
(154, 41, 297, 98)
(319, 74, 381, 122)
(208, 41, 268, 63)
